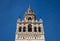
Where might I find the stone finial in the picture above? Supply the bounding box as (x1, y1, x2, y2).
(17, 16, 21, 22)
(39, 16, 43, 23)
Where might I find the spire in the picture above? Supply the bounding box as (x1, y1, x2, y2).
(29, 4, 30, 9)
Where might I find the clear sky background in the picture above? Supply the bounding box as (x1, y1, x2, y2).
(0, 0, 60, 41)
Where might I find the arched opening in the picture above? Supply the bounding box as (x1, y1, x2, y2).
(28, 24, 32, 32)
(28, 17, 32, 20)
(34, 27, 37, 32)
(38, 27, 41, 32)
(23, 26, 26, 32)
(19, 26, 22, 32)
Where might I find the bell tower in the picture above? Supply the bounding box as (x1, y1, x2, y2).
(15, 6, 45, 41)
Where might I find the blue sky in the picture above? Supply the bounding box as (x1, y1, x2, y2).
(0, 0, 60, 41)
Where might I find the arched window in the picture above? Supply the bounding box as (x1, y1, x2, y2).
(23, 26, 26, 32)
(28, 24, 32, 32)
(38, 27, 41, 32)
(34, 27, 37, 32)
(19, 26, 22, 32)
(28, 17, 32, 20)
